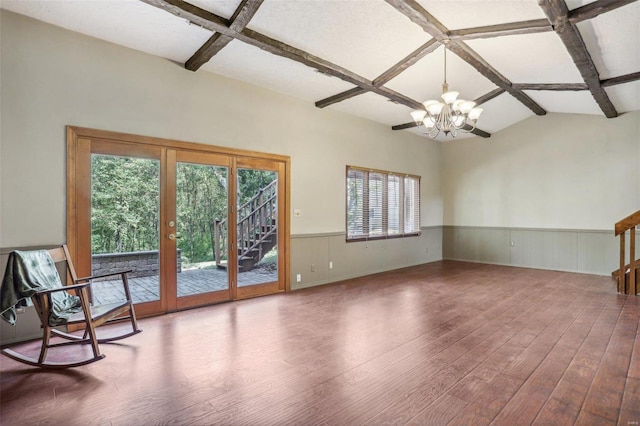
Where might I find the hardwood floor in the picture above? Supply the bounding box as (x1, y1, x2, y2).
(1, 261, 639, 425)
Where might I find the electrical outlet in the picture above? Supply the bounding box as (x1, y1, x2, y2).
(329, 261, 333, 269)
(425, 247, 429, 253)
(510, 241, 516, 247)
(296, 274, 301, 282)
(16, 307, 25, 314)
(293, 209, 302, 217)
(311, 264, 315, 272)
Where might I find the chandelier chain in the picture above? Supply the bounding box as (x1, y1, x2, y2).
(409, 43, 484, 139)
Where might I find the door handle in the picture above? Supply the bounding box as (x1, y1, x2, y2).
(168, 233, 181, 240)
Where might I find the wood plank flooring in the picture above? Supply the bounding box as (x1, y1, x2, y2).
(1, 261, 639, 425)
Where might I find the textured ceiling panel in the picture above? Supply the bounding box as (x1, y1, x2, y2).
(524, 90, 603, 115)
(2, 0, 213, 63)
(466, 32, 585, 84)
(576, 2, 640, 79)
(605, 82, 640, 113)
(201, 39, 356, 102)
(416, 0, 547, 29)
(188, 0, 243, 20)
(473, 93, 536, 133)
(246, 0, 430, 80)
(329, 91, 420, 127)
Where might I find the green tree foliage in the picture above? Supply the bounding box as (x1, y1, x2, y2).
(176, 163, 227, 264)
(238, 169, 276, 206)
(91, 156, 276, 264)
(92, 155, 160, 253)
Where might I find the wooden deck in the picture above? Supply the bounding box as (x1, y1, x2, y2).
(1, 261, 638, 425)
(92, 267, 278, 304)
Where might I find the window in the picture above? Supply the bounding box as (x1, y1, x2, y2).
(346, 166, 420, 241)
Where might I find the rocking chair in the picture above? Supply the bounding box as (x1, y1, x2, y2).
(1, 245, 141, 368)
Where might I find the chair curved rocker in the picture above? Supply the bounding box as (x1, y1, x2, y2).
(1, 245, 141, 368)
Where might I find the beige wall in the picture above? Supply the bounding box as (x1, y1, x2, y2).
(441, 111, 639, 276)
(291, 227, 442, 289)
(442, 226, 640, 276)
(442, 112, 640, 230)
(0, 11, 442, 249)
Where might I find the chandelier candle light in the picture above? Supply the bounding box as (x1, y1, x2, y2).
(410, 41, 483, 138)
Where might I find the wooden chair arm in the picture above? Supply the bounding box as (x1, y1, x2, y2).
(75, 269, 133, 282)
(35, 282, 91, 295)
(78, 270, 136, 303)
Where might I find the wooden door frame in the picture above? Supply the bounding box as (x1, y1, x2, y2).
(67, 126, 291, 318)
(234, 157, 287, 300)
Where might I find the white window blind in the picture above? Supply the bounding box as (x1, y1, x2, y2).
(388, 175, 401, 235)
(346, 166, 420, 241)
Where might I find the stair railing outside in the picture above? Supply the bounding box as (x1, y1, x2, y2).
(214, 180, 278, 269)
(614, 209, 640, 295)
(239, 191, 277, 264)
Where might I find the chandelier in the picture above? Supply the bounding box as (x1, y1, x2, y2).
(410, 41, 483, 138)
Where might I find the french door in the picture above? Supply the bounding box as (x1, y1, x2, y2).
(235, 158, 285, 299)
(67, 127, 289, 317)
(169, 150, 232, 310)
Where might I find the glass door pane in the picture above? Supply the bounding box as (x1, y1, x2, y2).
(90, 154, 160, 305)
(236, 168, 278, 289)
(171, 150, 232, 310)
(176, 162, 229, 297)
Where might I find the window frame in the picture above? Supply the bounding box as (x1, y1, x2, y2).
(345, 165, 421, 242)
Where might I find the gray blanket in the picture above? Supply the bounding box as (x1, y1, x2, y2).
(1, 250, 82, 326)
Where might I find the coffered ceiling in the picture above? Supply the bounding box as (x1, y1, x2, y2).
(3, 0, 639, 140)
